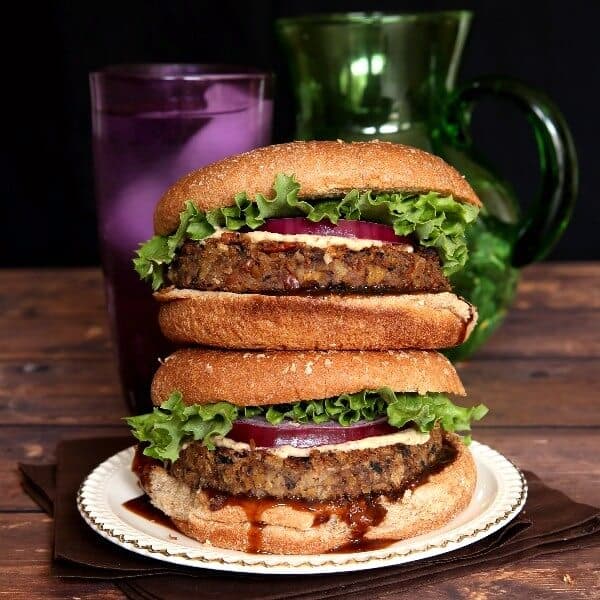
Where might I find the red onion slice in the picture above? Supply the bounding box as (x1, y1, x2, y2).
(228, 417, 397, 448)
(258, 218, 410, 244)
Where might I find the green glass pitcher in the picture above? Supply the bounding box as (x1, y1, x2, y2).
(277, 11, 578, 361)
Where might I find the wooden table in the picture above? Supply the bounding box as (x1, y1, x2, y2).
(1, 264, 598, 598)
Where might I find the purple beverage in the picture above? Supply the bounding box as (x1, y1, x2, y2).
(90, 65, 273, 413)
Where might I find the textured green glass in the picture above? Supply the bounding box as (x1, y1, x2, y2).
(277, 12, 578, 361)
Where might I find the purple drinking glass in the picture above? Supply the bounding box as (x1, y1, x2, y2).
(89, 64, 273, 414)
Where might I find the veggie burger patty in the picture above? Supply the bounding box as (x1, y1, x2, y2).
(166, 427, 446, 502)
(166, 233, 451, 295)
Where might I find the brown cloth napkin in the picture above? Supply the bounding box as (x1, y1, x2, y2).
(19, 436, 600, 599)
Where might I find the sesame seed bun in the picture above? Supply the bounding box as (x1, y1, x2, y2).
(154, 289, 477, 351)
(154, 141, 481, 236)
(150, 348, 465, 408)
(138, 433, 476, 554)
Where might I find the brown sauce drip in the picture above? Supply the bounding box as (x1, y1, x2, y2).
(131, 445, 157, 489)
(123, 494, 178, 532)
(204, 490, 391, 554)
(205, 490, 315, 554)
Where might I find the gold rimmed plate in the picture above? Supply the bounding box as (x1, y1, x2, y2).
(77, 441, 526, 575)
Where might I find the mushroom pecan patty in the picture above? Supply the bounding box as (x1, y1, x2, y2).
(168, 428, 447, 501)
(166, 233, 451, 294)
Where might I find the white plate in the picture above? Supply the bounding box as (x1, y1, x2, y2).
(78, 442, 526, 575)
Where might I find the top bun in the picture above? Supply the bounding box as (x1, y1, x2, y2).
(150, 348, 466, 407)
(154, 141, 481, 235)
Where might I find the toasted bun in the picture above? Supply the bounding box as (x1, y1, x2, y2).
(155, 289, 477, 351)
(154, 141, 481, 235)
(151, 348, 465, 407)
(139, 434, 476, 554)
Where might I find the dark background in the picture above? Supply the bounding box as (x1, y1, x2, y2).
(6, 0, 597, 266)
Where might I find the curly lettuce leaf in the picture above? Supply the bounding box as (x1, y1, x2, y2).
(125, 392, 238, 460)
(133, 174, 479, 289)
(383, 389, 488, 444)
(262, 389, 487, 439)
(127, 390, 487, 461)
(263, 392, 388, 426)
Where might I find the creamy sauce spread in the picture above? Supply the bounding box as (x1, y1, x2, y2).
(214, 428, 430, 458)
(207, 229, 413, 253)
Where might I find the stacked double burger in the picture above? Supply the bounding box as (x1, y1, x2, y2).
(128, 141, 488, 554)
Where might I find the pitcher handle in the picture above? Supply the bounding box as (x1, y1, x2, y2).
(446, 76, 578, 267)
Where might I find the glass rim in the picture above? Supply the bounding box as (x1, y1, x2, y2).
(90, 63, 272, 82)
(276, 10, 473, 27)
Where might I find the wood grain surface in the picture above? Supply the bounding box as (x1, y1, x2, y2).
(0, 264, 598, 599)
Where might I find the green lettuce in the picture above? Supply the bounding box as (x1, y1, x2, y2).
(127, 390, 488, 461)
(383, 390, 489, 445)
(125, 392, 237, 460)
(134, 174, 479, 290)
(446, 216, 519, 362)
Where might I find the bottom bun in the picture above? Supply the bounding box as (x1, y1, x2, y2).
(155, 289, 477, 350)
(139, 435, 476, 555)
